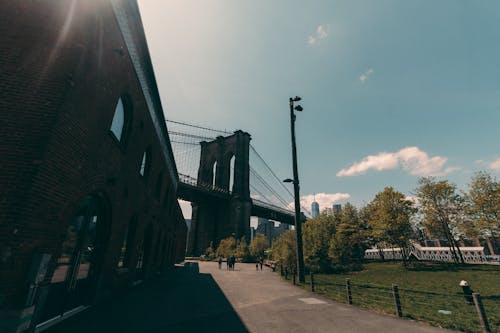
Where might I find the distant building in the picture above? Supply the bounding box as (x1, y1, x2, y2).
(311, 200, 320, 218)
(255, 218, 290, 247)
(333, 204, 342, 214)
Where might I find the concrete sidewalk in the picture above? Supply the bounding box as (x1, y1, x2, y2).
(200, 261, 459, 333)
(46, 261, 459, 333)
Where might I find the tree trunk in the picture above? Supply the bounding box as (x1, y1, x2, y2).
(441, 222, 459, 264)
(486, 237, 495, 255)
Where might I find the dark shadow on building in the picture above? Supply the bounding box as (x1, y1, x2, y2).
(46, 263, 249, 333)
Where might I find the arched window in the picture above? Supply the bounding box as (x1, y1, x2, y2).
(139, 146, 152, 178)
(110, 96, 131, 144)
(44, 194, 110, 321)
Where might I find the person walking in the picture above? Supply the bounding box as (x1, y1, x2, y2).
(259, 257, 263, 270)
(218, 256, 223, 269)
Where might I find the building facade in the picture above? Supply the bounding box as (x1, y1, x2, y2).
(0, 1, 186, 332)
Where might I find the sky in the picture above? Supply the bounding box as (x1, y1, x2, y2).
(137, 0, 500, 219)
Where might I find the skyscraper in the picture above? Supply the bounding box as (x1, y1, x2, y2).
(311, 199, 320, 218)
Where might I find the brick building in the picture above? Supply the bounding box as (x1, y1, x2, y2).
(0, 1, 186, 332)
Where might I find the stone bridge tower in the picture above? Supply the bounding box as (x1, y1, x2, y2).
(187, 130, 251, 256)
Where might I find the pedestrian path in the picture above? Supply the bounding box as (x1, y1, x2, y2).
(46, 261, 459, 333)
(201, 261, 459, 333)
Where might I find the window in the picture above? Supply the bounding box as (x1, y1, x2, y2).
(110, 98, 125, 140)
(139, 146, 152, 178)
(110, 96, 132, 145)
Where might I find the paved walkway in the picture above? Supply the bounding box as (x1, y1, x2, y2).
(198, 261, 458, 333)
(47, 261, 459, 333)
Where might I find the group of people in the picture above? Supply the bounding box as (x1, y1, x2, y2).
(218, 255, 237, 270)
(216, 256, 264, 271)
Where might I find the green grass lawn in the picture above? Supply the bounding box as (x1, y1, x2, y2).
(289, 262, 500, 333)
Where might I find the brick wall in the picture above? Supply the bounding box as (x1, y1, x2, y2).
(0, 0, 186, 330)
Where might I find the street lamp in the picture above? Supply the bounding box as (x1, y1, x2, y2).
(287, 96, 305, 283)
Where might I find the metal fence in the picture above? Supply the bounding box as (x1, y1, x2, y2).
(281, 270, 498, 333)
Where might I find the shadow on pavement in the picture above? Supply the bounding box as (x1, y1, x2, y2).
(47, 262, 249, 333)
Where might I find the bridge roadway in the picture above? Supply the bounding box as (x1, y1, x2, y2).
(177, 181, 297, 224)
(46, 261, 458, 333)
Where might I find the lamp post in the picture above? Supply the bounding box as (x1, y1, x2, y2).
(285, 96, 305, 283)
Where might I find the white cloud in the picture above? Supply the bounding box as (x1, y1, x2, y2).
(404, 195, 420, 205)
(490, 157, 500, 171)
(337, 146, 459, 177)
(308, 24, 330, 45)
(288, 193, 350, 211)
(359, 68, 374, 83)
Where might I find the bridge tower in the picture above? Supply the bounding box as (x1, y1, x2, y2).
(187, 130, 252, 256)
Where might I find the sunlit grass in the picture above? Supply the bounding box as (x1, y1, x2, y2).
(283, 262, 500, 333)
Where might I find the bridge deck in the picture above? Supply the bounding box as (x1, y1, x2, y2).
(177, 181, 296, 224)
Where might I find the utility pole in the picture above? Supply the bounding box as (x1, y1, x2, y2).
(289, 96, 305, 283)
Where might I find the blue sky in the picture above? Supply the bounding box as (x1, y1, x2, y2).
(137, 0, 500, 216)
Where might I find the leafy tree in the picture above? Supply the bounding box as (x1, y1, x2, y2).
(303, 213, 336, 272)
(236, 236, 250, 261)
(464, 171, 500, 253)
(271, 230, 296, 271)
(249, 234, 269, 258)
(415, 177, 465, 264)
(216, 237, 236, 258)
(365, 187, 416, 266)
(205, 241, 216, 260)
(328, 203, 367, 270)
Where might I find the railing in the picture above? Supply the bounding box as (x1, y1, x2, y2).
(178, 173, 230, 195)
(251, 198, 294, 216)
(178, 174, 294, 217)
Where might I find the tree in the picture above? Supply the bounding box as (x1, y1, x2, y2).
(415, 177, 465, 264)
(249, 234, 269, 258)
(328, 203, 367, 270)
(235, 236, 250, 261)
(216, 237, 236, 258)
(464, 171, 500, 254)
(205, 241, 216, 260)
(303, 213, 336, 272)
(271, 230, 296, 271)
(365, 187, 416, 266)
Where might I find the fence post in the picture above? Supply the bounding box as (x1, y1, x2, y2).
(392, 284, 402, 317)
(310, 272, 315, 292)
(346, 278, 352, 305)
(472, 293, 491, 333)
